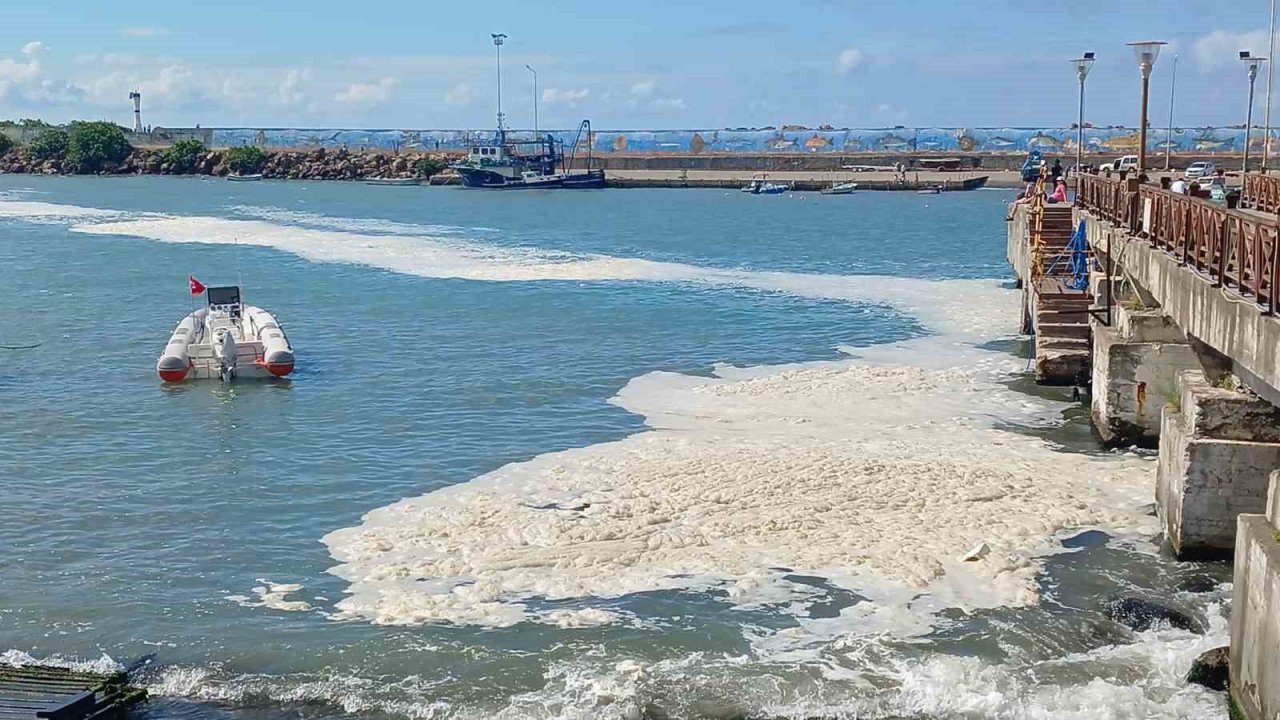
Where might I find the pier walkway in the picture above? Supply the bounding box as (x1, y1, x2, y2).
(1019, 170, 1280, 720)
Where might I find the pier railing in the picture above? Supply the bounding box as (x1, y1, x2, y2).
(1241, 172, 1280, 215)
(1079, 175, 1279, 314)
(1077, 174, 1129, 226)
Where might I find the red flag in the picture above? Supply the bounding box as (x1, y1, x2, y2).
(188, 275, 206, 296)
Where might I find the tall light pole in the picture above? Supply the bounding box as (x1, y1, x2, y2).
(1242, 51, 1268, 174)
(526, 65, 538, 139)
(1266, 0, 1277, 171)
(1165, 54, 1178, 171)
(1127, 40, 1166, 176)
(492, 33, 507, 135)
(1072, 52, 1095, 198)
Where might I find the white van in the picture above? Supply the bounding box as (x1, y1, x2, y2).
(1100, 155, 1139, 173)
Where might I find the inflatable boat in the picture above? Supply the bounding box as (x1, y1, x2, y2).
(157, 285, 294, 382)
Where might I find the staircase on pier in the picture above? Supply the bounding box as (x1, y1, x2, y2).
(1022, 203, 1093, 385)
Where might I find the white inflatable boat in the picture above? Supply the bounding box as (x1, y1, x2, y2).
(157, 285, 294, 382)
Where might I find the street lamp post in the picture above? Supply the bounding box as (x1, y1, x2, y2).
(526, 65, 538, 140)
(1166, 54, 1178, 171)
(1242, 51, 1268, 174)
(1072, 52, 1095, 199)
(492, 33, 507, 134)
(1127, 40, 1166, 176)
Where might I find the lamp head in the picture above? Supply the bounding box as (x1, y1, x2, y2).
(1127, 41, 1166, 76)
(491, 33, 507, 47)
(1073, 51, 1096, 81)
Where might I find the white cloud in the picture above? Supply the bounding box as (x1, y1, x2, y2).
(444, 82, 477, 107)
(836, 47, 862, 75)
(877, 103, 892, 113)
(650, 97, 686, 112)
(277, 68, 310, 107)
(334, 77, 397, 105)
(0, 41, 86, 106)
(122, 27, 167, 38)
(1193, 29, 1268, 71)
(629, 79, 655, 98)
(541, 87, 590, 106)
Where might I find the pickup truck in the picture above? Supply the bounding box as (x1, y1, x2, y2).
(1099, 155, 1139, 173)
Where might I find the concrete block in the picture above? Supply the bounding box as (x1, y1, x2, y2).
(1230, 514, 1280, 719)
(1091, 320, 1200, 446)
(1116, 305, 1186, 344)
(1268, 471, 1280, 529)
(1157, 377, 1280, 558)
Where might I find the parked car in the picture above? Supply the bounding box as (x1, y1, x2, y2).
(1099, 155, 1139, 173)
(1186, 161, 1216, 179)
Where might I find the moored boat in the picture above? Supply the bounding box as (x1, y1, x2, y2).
(364, 177, 421, 186)
(742, 175, 791, 195)
(821, 180, 858, 195)
(227, 173, 263, 182)
(157, 283, 294, 383)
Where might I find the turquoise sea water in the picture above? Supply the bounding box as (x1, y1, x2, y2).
(0, 177, 1231, 719)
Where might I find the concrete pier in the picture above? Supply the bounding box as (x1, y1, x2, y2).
(1156, 371, 1280, 557)
(1231, 470, 1280, 719)
(1059, 171, 1280, 719)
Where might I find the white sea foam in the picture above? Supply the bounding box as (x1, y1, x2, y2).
(227, 579, 314, 612)
(0, 200, 124, 223)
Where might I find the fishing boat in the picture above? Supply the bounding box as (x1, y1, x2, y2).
(741, 175, 791, 195)
(450, 36, 604, 190)
(227, 173, 263, 182)
(451, 122, 606, 189)
(917, 187, 941, 195)
(364, 177, 420, 186)
(157, 283, 294, 383)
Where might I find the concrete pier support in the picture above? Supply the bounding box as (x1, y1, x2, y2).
(1157, 371, 1280, 558)
(1089, 297, 1200, 447)
(1230, 470, 1280, 720)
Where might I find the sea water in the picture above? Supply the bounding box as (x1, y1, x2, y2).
(0, 176, 1230, 719)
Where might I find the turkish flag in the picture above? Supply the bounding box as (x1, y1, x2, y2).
(188, 275, 206, 296)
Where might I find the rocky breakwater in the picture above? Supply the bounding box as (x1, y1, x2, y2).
(0, 146, 453, 181)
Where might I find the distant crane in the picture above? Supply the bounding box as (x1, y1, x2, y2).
(129, 91, 142, 132)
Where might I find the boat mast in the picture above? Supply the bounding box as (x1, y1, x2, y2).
(492, 33, 507, 142)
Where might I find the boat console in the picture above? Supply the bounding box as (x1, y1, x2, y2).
(206, 285, 243, 321)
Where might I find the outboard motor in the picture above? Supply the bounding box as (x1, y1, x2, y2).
(214, 329, 238, 382)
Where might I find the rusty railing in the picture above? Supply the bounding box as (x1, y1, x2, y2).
(1240, 172, 1280, 215)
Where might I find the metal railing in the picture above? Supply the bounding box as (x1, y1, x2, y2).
(1241, 172, 1280, 215)
(1104, 183, 1280, 314)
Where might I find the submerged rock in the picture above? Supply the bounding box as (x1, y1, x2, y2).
(1175, 574, 1222, 594)
(1105, 596, 1205, 633)
(1186, 646, 1229, 691)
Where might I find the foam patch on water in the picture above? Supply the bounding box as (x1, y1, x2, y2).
(226, 579, 314, 612)
(0, 200, 125, 223)
(58, 208, 1010, 336)
(0, 649, 122, 674)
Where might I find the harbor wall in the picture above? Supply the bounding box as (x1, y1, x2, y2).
(1230, 471, 1280, 720)
(193, 126, 1275, 155)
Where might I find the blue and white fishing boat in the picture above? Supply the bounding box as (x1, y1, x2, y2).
(741, 175, 791, 195)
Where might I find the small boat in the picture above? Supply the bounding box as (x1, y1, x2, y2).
(157, 284, 294, 382)
(917, 187, 942, 195)
(821, 180, 858, 195)
(364, 177, 420, 186)
(742, 175, 791, 195)
(227, 173, 263, 182)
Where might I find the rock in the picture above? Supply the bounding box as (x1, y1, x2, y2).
(1175, 575, 1222, 594)
(1186, 646, 1229, 691)
(1105, 596, 1205, 633)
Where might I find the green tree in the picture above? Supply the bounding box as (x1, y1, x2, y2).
(25, 128, 69, 162)
(226, 145, 265, 175)
(67, 121, 132, 171)
(414, 155, 446, 178)
(164, 138, 206, 173)
(0, 133, 13, 157)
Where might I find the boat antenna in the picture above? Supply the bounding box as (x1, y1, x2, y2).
(492, 33, 507, 139)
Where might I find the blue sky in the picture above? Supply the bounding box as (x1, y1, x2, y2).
(0, 0, 1277, 129)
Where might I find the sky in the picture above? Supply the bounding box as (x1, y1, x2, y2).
(0, 0, 1278, 130)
